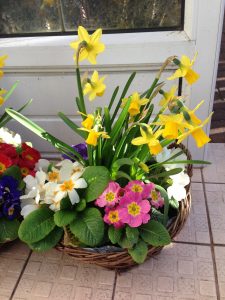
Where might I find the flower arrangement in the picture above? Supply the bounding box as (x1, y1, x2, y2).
(0, 55, 40, 245)
(6, 27, 211, 265)
(0, 127, 41, 244)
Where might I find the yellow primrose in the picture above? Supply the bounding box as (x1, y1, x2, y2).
(159, 86, 178, 106)
(177, 113, 213, 148)
(83, 70, 106, 101)
(156, 114, 187, 139)
(81, 114, 94, 129)
(168, 54, 199, 85)
(122, 92, 149, 117)
(79, 128, 110, 147)
(70, 26, 105, 64)
(0, 55, 8, 78)
(0, 89, 7, 106)
(132, 126, 163, 155)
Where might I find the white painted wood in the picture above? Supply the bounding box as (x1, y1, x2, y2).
(0, 0, 224, 160)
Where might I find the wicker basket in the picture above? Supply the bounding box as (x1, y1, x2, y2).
(56, 143, 192, 270)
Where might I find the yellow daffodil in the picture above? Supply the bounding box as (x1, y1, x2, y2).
(81, 114, 94, 129)
(0, 89, 7, 106)
(0, 55, 8, 78)
(183, 100, 204, 125)
(168, 54, 199, 85)
(122, 92, 149, 117)
(159, 86, 178, 106)
(70, 26, 105, 64)
(79, 128, 110, 146)
(156, 114, 187, 139)
(132, 126, 163, 155)
(42, 0, 55, 6)
(177, 113, 213, 148)
(83, 71, 106, 101)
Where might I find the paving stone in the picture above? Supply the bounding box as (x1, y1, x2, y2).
(114, 243, 217, 300)
(175, 183, 210, 243)
(203, 143, 225, 183)
(0, 241, 30, 299)
(191, 168, 202, 182)
(13, 248, 115, 300)
(205, 183, 225, 244)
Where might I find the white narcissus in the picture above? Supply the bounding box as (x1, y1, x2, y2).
(167, 171, 190, 201)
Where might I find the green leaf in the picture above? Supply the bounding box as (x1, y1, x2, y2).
(29, 226, 63, 252)
(18, 207, 55, 244)
(114, 171, 132, 181)
(54, 210, 77, 227)
(128, 240, 148, 264)
(104, 107, 111, 133)
(169, 197, 179, 210)
(82, 166, 110, 202)
(108, 226, 123, 244)
(151, 208, 164, 223)
(58, 112, 87, 139)
(3, 81, 19, 102)
(2, 165, 22, 182)
(111, 158, 134, 172)
(75, 199, 86, 212)
(70, 208, 104, 247)
(118, 235, 134, 249)
(149, 168, 183, 179)
(0, 218, 20, 243)
(126, 227, 139, 244)
(60, 196, 73, 210)
(155, 184, 170, 226)
(108, 86, 119, 111)
(140, 220, 171, 246)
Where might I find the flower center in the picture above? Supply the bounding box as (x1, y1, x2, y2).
(60, 179, 75, 192)
(21, 167, 29, 176)
(8, 207, 14, 216)
(131, 184, 143, 193)
(0, 162, 6, 173)
(25, 154, 34, 161)
(48, 171, 59, 182)
(128, 202, 141, 216)
(105, 192, 115, 202)
(151, 190, 158, 201)
(108, 211, 120, 223)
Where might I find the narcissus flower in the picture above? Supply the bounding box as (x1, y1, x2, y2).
(80, 128, 110, 146)
(176, 113, 213, 148)
(119, 192, 150, 227)
(159, 86, 178, 106)
(168, 54, 199, 85)
(0, 89, 7, 106)
(157, 114, 186, 139)
(122, 92, 149, 116)
(95, 181, 121, 207)
(0, 55, 8, 77)
(81, 114, 94, 129)
(83, 71, 106, 101)
(132, 125, 163, 155)
(70, 26, 105, 64)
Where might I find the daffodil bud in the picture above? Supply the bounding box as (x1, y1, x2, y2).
(173, 58, 181, 66)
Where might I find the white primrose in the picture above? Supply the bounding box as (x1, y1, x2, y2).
(167, 171, 190, 201)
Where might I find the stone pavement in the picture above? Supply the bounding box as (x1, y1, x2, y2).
(0, 143, 225, 300)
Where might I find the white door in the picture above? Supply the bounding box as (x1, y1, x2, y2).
(0, 0, 224, 160)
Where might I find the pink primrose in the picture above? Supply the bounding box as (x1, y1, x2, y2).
(95, 181, 121, 207)
(103, 207, 124, 229)
(125, 180, 154, 199)
(150, 189, 164, 209)
(119, 192, 151, 227)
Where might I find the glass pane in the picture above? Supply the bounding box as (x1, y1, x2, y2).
(0, 0, 61, 35)
(61, 0, 183, 32)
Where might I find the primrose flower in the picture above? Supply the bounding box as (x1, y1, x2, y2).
(104, 207, 124, 229)
(150, 189, 164, 209)
(0, 55, 8, 77)
(0, 153, 12, 174)
(167, 171, 190, 201)
(83, 71, 106, 101)
(132, 125, 163, 155)
(176, 113, 213, 148)
(0, 127, 21, 146)
(95, 181, 121, 207)
(70, 26, 105, 64)
(156, 114, 186, 139)
(119, 192, 151, 228)
(168, 54, 199, 85)
(159, 86, 178, 106)
(122, 92, 149, 117)
(125, 180, 154, 199)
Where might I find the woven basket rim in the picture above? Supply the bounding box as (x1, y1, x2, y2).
(55, 143, 193, 270)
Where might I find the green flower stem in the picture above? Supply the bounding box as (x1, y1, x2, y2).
(155, 184, 169, 226)
(76, 67, 86, 117)
(87, 145, 93, 166)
